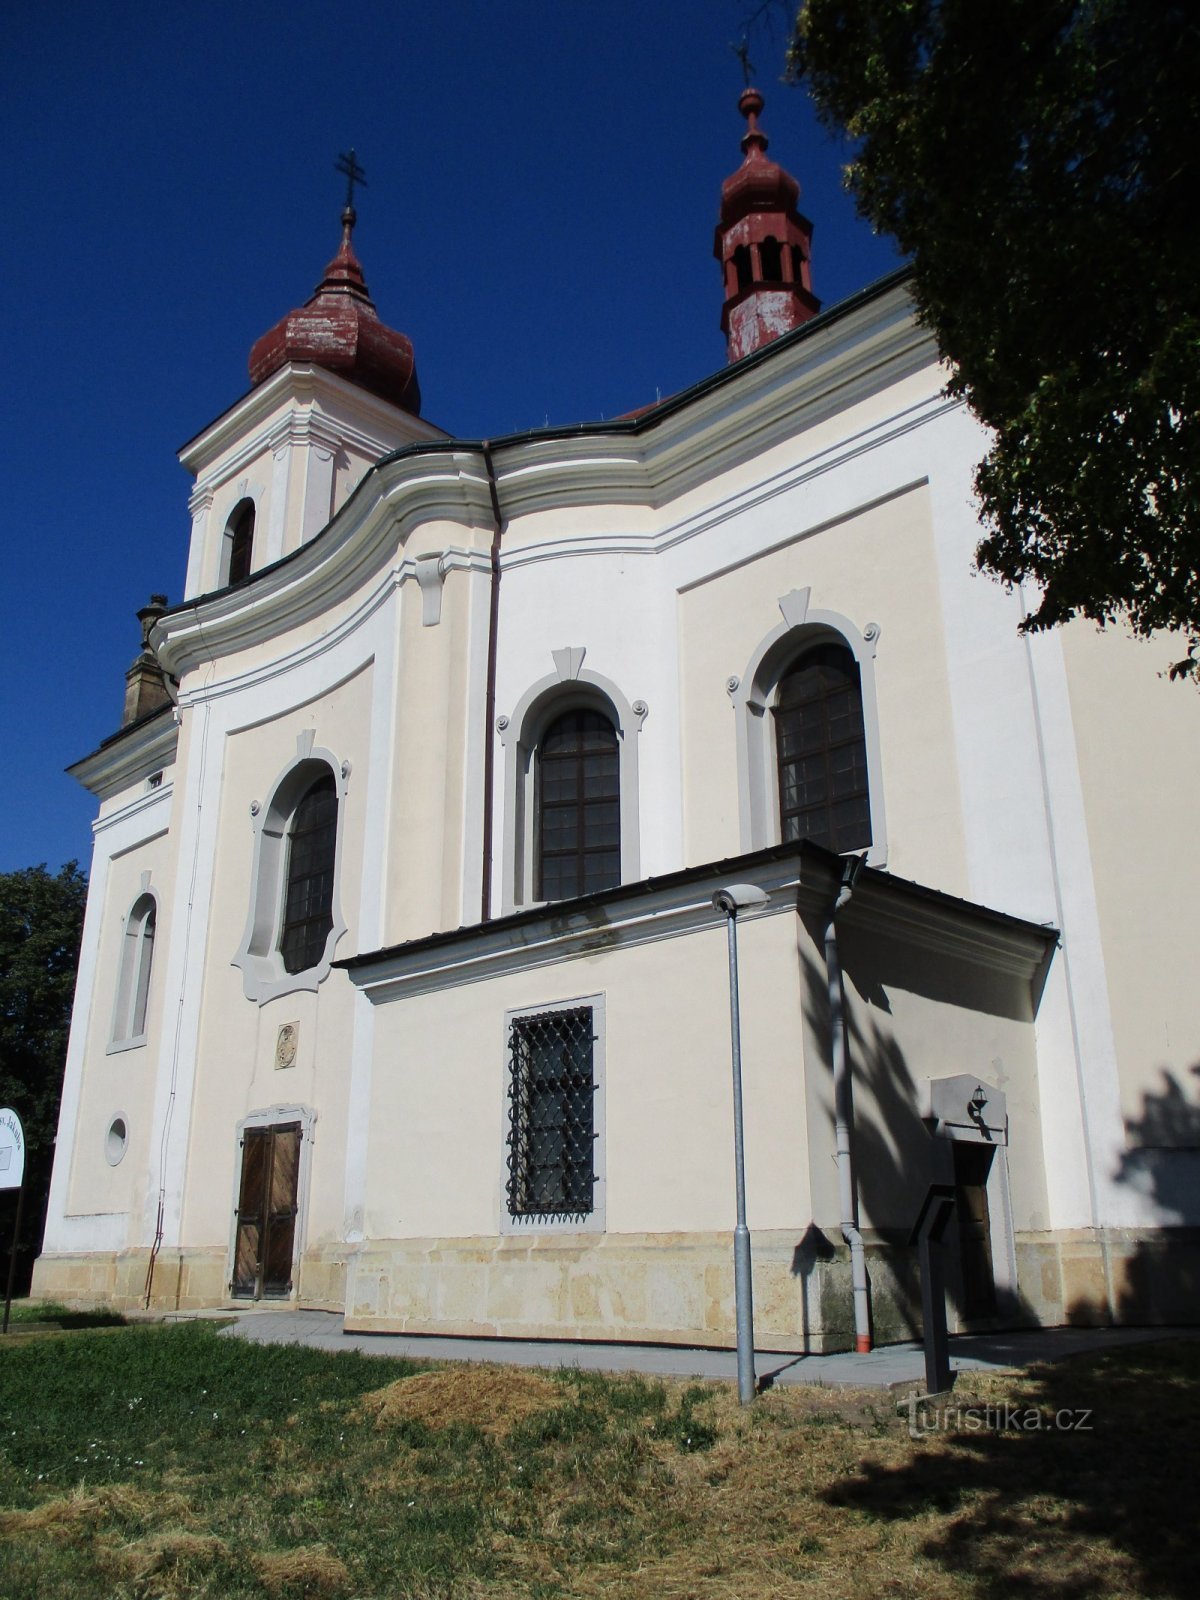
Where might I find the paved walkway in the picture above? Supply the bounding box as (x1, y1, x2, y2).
(214, 1308, 1195, 1391)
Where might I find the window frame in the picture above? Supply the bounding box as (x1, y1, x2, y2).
(534, 707, 622, 902)
(772, 641, 872, 855)
(730, 594, 887, 867)
(499, 664, 646, 913)
(279, 772, 339, 975)
(108, 890, 158, 1053)
(233, 741, 349, 1004)
(221, 497, 256, 587)
(500, 994, 606, 1235)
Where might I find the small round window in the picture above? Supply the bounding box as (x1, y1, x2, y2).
(105, 1116, 128, 1166)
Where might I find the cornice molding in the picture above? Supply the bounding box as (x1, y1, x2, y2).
(157, 278, 947, 688)
(171, 545, 492, 705)
(155, 453, 497, 678)
(486, 290, 937, 518)
(92, 782, 174, 839)
(69, 712, 179, 802)
(340, 844, 1055, 1003)
(179, 362, 447, 481)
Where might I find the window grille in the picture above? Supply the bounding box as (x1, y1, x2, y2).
(506, 1006, 597, 1221)
(773, 642, 871, 854)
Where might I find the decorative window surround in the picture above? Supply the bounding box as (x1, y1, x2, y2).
(498, 653, 647, 913)
(233, 733, 350, 1003)
(730, 590, 887, 866)
(108, 886, 157, 1053)
(500, 994, 606, 1236)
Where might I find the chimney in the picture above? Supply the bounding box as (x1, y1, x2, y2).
(122, 594, 172, 726)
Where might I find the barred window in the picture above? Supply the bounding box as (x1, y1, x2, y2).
(773, 642, 871, 854)
(506, 1006, 597, 1221)
(279, 774, 338, 975)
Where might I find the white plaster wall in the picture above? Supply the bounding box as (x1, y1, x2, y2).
(677, 482, 967, 888)
(178, 661, 374, 1257)
(1059, 620, 1200, 1226)
(43, 777, 177, 1256)
(361, 910, 812, 1242)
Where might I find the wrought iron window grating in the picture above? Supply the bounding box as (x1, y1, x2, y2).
(506, 1006, 597, 1221)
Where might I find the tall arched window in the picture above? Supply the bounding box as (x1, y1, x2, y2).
(234, 747, 349, 1003)
(773, 642, 871, 854)
(536, 709, 620, 901)
(111, 893, 156, 1048)
(226, 500, 255, 586)
(279, 773, 338, 974)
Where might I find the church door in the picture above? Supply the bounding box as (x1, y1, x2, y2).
(952, 1142, 997, 1320)
(232, 1122, 302, 1299)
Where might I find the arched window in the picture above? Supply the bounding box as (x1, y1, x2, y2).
(536, 709, 620, 901)
(733, 244, 753, 291)
(499, 666, 645, 913)
(773, 643, 871, 853)
(279, 774, 338, 974)
(760, 236, 783, 281)
(111, 893, 156, 1049)
(225, 500, 255, 586)
(233, 746, 349, 1003)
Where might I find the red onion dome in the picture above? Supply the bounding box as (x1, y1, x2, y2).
(719, 87, 802, 227)
(248, 208, 420, 414)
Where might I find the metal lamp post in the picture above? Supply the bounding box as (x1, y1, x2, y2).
(712, 883, 769, 1404)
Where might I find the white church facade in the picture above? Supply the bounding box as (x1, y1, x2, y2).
(35, 95, 1200, 1350)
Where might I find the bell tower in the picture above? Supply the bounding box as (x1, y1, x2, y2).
(178, 150, 445, 600)
(715, 87, 820, 362)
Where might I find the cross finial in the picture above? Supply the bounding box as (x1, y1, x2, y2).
(731, 38, 756, 87)
(335, 148, 367, 232)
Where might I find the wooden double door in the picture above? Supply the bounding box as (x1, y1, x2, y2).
(232, 1122, 302, 1299)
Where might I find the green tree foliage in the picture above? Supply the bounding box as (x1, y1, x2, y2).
(789, 0, 1200, 678)
(0, 863, 87, 1286)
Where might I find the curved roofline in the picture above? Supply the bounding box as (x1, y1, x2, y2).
(162, 265, 915, 623)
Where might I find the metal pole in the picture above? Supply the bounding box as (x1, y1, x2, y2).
(724, 908, 756, 1404)
(3, 1178, 26, 1335)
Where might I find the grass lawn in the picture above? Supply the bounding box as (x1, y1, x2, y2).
(1, 1321, 1197, 1599)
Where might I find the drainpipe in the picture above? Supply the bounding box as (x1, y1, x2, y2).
(479, 443, 504, 924)
(823, 853, 871, 1353)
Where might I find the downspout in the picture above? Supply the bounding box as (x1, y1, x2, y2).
(823, 853, 871, 1352)
(479, 443, 504, 924)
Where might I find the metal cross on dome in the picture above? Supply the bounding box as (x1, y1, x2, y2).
(335, 148, 367, 212)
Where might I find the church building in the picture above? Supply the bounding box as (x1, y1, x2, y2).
(35, 92, 1200, 1350)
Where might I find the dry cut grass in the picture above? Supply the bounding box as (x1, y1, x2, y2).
(1, 1323, 1198, 1599)
(359, 1362, 563, 1437)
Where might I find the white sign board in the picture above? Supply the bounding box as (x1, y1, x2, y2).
(0, 1109, 25, 1190)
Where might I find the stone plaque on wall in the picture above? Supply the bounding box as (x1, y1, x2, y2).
(275, 1023, 299, 1071)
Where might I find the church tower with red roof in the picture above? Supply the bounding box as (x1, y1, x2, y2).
(715, 87, 820, 361)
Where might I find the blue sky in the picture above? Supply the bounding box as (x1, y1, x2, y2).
(0, 0, 901, 876)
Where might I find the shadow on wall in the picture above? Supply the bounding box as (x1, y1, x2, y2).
(1066, 1062, 1200, 1327)
(792, 938, 1039, 1347)
(796, 961, 1200, 1595)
